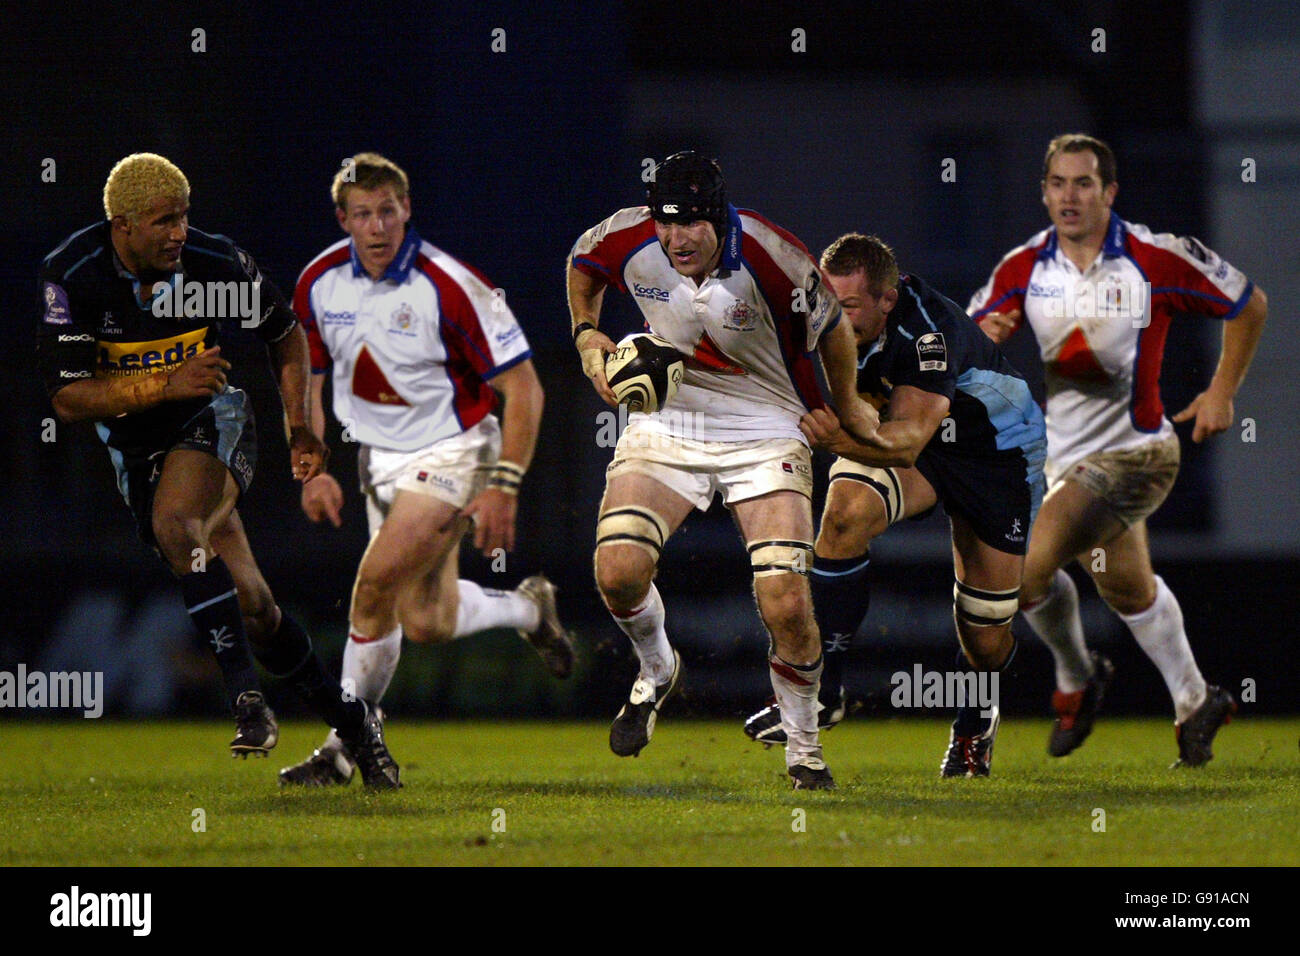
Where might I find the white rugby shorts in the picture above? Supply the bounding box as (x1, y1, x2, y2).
(605, 417, 812, 511)
(359, 416, 502, 536)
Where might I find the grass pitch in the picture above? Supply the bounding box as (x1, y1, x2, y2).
(1, 717, 1296, 866)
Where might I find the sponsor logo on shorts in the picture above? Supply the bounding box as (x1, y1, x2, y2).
(632, 282, 671, 303)
(43, 282, 71, 325)
(1005, 517, 1024, 543)
(59, 369, 94, 380)
(57, 333, 94, 343)
(916, 332, 947, 372)
(232, 450, 252, 486)
(722, 300, 757, 331)
(780, 460, 811, 477)
(415, 470, 457, 492)
(99, 312, 121, 334)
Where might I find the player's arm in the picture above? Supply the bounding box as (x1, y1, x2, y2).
(816, 313, 880, 441)
(462, 358, 545, 555)
(1172, 285, 1268, 442)
(300, 370, 344, 526)
(49, 349, 232, 423)
(267, 321, 328, 482)
(566, 262, 619, 405)
(801, 385, 950, 469)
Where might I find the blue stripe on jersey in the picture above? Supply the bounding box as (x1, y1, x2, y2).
(954, 367, 1045, 451)
(1151, 286, 1235, 309)
(184, 243, 229, 259)
(902, 284, 938, 331)
(894, 324, 914, 341)
(572, 255, 611, 277)
(44, 223, 103, 265)
(62, 248, 104, 281)
(483, 349, 532, 381)
(970, 287, 1025, 320)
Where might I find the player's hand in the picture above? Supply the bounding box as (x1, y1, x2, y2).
(462, 487, 518, 556)
(801, 406, 868, 457)
(834, 396, 881, 444)
(301, 473, 344, 526)
(1172, 387, 1234, 443)
(289, 426, 330, 482)
(164, 347, 230, 399)
(576, 328, 619, 406)
(978, 309, 1020, 344)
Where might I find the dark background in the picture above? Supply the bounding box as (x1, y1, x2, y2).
(3, 1, 1295, 721)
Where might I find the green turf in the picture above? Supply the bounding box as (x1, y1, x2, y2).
(1, 717, 1296, 866)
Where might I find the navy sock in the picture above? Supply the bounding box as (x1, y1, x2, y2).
(179, 556, 259, 708)
(810, 553, 871, 700)
(952, 639, 1017, 736)
(255, 613, 366, 734)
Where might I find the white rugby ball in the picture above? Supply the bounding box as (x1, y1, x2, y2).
(604, 333, 685, 413)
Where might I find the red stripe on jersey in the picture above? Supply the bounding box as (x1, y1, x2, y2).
(1123, 236, 1239, 317)
(573, 214, 657, 293)
(417, 254, 496, 430)
(740, 230, 826, 411)
(737, 208, 814, 259)
(294, 246, 350, 372)
(970, 243, 1041, 324)
(1131, 308, 1173, 431)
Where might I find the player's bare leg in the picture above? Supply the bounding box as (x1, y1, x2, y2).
(941, 515, 1023, 777)
(153, 450, 276, 753)
(732, 490, 833, 787)
(743, 466, 936, 747)
(1083, 520, 1232, 765)
(1015, 478, 1124, 755)
(596, 473, 694, 757)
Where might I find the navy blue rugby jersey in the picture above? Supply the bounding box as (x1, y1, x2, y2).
(37, 221, 297, 450)
(856, 273, 1043, 460)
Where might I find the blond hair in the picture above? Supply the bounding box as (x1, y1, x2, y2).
(332, 152, 410, 209)
(103, 153, 190, 221)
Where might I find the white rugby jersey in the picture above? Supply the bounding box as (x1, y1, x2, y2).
(570, 205, 839, 443)
(294, 229, 530, 452)
(969, 213, 1252, 479)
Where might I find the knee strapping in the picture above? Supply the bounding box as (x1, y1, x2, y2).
(748, 538, 814, 577)
(596, 505, 671, 562)
(954, 580, 1020, 628)
(831, 463, 904, 525)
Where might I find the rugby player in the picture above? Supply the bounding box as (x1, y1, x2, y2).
(280, 153, 572, 787)
(567, 152, 879, 789)
(970, 134, 1268, 766)
(744, 234, 1047, 777)
(36, 153, 398, 786)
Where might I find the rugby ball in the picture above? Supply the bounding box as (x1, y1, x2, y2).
(604, 333, 685, 413)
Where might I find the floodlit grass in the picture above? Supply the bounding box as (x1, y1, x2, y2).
(1, 717, 1296, 866)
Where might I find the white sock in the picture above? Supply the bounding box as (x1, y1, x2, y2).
(770, 653, 824, 767)
(1022, 569, 1093, 693)
(323, 624, 402, 753)
(453, 581, 539, 637)
(609, 583, 674, 685)
(1116, 576, 1206, 722)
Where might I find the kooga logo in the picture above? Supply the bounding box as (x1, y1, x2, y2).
(633, 283, 670, 302)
